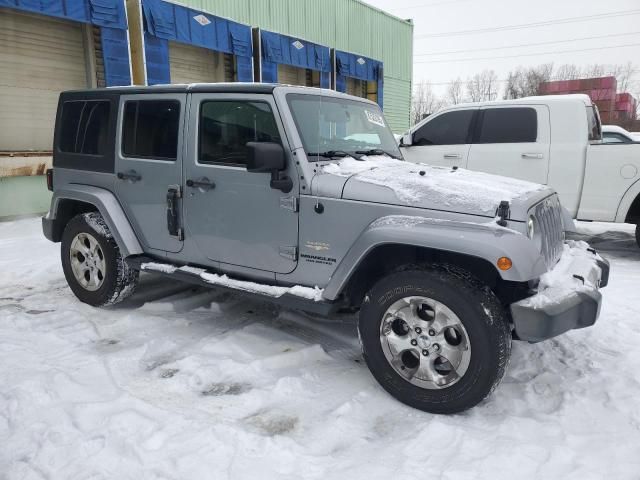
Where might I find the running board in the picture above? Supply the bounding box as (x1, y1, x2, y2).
(125, 256, 338, 316)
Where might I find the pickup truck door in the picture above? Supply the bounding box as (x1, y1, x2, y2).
(114, 94, 186, 253)
(466, 105, 550, 185)
(401, 108, 477, 167)
(183, 93, 299, 274)
(578, 143, 640, 221)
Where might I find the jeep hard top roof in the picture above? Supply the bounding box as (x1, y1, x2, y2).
(60, 83, 352, 97)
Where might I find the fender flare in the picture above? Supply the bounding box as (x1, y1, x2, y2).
(44, 185, 143, 257)
(615, 178, 640, 223)
(322, 216, 547, 301)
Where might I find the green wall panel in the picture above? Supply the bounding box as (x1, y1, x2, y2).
(175, 0, 413, 131)
(0, 176, 51, 218)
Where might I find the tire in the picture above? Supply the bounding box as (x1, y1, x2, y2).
(358, 266, 511, 414)
(636, 224, 640, 249)
(61, 212, 139, 307)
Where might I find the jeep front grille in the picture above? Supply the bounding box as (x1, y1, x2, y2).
(533, 195, 564, 269)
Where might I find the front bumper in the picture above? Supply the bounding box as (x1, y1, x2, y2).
(510, 241, 610, 342)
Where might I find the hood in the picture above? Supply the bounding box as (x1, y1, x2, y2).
(312, 156, 554, 221)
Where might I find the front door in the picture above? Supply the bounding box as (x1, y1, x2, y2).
(114, 94, 185, 253)
(183, 93, 299, 274)
(401, 108, 476, 168)
(466, 105, 550, 185)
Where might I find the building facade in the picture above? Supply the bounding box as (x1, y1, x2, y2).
(0, 0, 413, 217)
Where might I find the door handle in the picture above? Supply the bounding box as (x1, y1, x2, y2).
(116, 170, 141, 182)
(186, 177, 215, 191)
(444, 153, 462, 159)
(521, 153, 543, 159)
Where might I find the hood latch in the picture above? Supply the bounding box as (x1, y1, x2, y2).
(496, 201, 510, 227)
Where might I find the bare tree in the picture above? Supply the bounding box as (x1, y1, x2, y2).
(609, 62, 637, 93)
(554, 64, 581, 80)
(446, 77, 465, 105)
(410, 81, 444, 125)
(503, 64, 553, 99)
(466, 70, 499, 102)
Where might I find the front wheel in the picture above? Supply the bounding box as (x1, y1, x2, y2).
(358, 267, 511, 414)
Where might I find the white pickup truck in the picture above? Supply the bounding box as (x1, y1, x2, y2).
(400, 94, 640, 245)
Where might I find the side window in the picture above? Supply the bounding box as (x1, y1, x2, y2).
(199, 100, 281, 166)
(586, 106, 602, 141)
(603, 133, 626, 143)
(122, 100, 180, 160)
(477, 108, 537, 144)
(413, 110, 474, 146)
(59, 101, 110, 155)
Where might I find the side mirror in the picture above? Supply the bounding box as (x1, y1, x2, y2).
(401, 133, 413, 147)
(246, 142, 286, 172)
(245, 141, 293, 193)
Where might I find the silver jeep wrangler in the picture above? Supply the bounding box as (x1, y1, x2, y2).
(42, 84, 609, 413)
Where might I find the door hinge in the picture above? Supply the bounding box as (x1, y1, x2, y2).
(279, 245, 298, 261)
(280, 196, 298, 212)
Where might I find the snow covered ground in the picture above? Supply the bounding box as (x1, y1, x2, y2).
(1, 217, 640, 479)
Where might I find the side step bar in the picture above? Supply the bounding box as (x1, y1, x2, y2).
(125, 256, 338, 316)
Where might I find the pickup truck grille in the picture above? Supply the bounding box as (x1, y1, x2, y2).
(534, 195, 564, 269)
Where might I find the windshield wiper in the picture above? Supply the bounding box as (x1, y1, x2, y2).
(354, 148, 402, 160)
(307, 150, 363, 160)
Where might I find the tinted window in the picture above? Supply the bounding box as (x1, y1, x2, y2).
(122, 100, 180, 160)
(199, 101, 281, 166)
(59, 101, 110, 155)
(413, 110, 474, 146)
(477, 108, 537, 144)
(587, 106, 602, 141)
(603, 132, 628, 143)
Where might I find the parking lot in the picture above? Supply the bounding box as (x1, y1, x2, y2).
(1, 217, 639, 479)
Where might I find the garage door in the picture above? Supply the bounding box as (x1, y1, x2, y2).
(277, 64, 307, 86)
(0, 10, 90, 152)
(169, 42, 234, 84)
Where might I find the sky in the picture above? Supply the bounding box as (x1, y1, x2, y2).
(363, 0, 640, 95)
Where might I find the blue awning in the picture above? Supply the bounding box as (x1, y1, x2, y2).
(142, 0, 252, 58)
(335, 51, 382, 82)
(261, 30, 331, 73)
(1, 0, 130, 86)
(0, 0, 127, 29)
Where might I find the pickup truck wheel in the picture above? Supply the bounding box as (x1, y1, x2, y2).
(61, 212, 139, 307)
(358, 267, 511, 414)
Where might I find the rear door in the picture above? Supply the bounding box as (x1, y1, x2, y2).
(114, 94, 186, 253)
(466, 105, 550, 184)
(401, 108, 476, 167)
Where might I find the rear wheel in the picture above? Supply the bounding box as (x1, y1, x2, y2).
(61, 212, 138, 306)
(358, 267, 511, 414)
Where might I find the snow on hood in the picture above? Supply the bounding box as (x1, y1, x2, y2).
(320, 156, 550, 217)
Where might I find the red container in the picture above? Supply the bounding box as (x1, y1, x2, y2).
(601, 76, 617, 89)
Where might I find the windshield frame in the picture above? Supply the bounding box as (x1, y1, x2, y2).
(285, 92, 402, 162)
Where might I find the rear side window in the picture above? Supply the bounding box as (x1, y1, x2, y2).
(587, 106, 602, 141)
(122, 100, 180, 160)
(199, 100, 281, 166)
(59, 101, 110, 155)
(477, 108, 537, 143)
(413, 110, 474, 145)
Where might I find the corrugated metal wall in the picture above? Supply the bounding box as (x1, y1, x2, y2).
(176, 0, 413, 132)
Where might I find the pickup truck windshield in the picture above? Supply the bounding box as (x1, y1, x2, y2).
(286, 94, 402, 161)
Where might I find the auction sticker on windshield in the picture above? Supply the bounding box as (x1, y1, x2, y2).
(364, 110, 385, 127)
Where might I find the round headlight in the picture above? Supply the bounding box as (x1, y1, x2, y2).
(528, 215, 543, 251)
(527, 216, 535, 239)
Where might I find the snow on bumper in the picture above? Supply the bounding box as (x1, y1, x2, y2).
(510, 240, 610, 342)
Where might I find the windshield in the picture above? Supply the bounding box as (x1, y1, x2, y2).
(286, 93, 402, 160)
